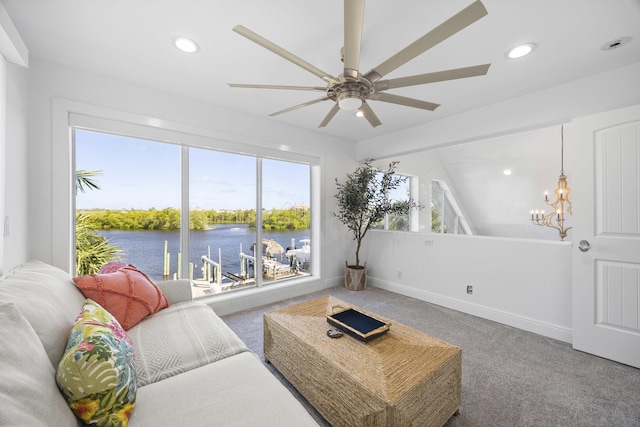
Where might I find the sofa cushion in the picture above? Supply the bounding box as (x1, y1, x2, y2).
(129, 352, 319, 427)
(154, 279, 193, 305)
(128, 301, 250, 387)
(57, 299, 136, 427)
(73, 265, 169, 330)
(0, 302, 81, 427)
(0, 261, 87, 366)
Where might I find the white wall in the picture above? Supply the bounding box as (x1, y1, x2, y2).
(0, 57, 5, 275)
(2, 61, 29, 271)
(359, 129, 575, 341)
(364, 231, 572, 341)
(0, 4, 29, 273)
(26, 57, 357, 310)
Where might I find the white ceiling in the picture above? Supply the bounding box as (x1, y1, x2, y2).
(3, 0, 640, 143)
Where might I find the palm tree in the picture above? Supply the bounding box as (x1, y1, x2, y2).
(74, 170, 122, 275)
(75, 169, 101, 193)
(75, 213, 122, 275)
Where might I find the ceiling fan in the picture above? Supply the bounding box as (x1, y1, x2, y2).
(229, 0, 490, 128)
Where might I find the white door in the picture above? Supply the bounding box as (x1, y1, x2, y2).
(572, 104, 640, 369)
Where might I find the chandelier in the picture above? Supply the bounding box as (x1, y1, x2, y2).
(530, 125, 573, 240)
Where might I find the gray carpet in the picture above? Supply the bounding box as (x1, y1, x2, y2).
(221, 286, 640, 427)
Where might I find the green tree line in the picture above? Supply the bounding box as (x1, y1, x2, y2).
(77, 207, 310, 231)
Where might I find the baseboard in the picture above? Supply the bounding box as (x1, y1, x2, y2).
(369, 277, 573, 344)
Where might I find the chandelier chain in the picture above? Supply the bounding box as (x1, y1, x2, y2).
(560, 125, 564, 174)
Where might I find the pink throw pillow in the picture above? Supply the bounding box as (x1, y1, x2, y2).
(73, 265, 169, 330)
(99, 261, 127, 274)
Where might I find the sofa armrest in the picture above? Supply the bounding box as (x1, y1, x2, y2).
(155, 279, 193, 305)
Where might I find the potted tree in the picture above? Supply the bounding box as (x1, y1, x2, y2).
(334, 158, 420, 290)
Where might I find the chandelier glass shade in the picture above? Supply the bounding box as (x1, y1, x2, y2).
(530, 125, 573, 240)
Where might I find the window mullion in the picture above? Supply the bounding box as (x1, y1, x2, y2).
(255, 158, 263, 287)
(180, 145, 190, 280)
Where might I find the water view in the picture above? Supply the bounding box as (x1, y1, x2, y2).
(97, 224, 310, 283)
(76, 129, 313, 297)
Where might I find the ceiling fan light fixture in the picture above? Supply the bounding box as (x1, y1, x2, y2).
(337, 92, 363, 110)
(173, 36, 200, 53)
(505, 43, 536, 59)
(355, 110, 365, 117)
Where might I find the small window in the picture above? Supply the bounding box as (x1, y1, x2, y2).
(372, 173, 416, 232)
(386, 177, 412, 231)
(431, 179, 471, 235)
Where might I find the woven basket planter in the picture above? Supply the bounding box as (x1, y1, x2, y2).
(345, 262, 367, 291)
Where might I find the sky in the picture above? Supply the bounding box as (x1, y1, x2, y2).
(75, 130, 310, 211)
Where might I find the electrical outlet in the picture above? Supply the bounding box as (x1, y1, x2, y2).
(397, 270, 403, 279)
(3, 216, 9, 237)
(466, 285, 473, 294)
(424, 239, 434, 246)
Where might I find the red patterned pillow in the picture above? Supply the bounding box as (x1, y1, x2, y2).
(73, 265, 169, 330)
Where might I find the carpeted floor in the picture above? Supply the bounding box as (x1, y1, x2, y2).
(221, 286, 640, 427)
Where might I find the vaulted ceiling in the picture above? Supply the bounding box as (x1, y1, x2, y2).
(3, 0, 639, 143)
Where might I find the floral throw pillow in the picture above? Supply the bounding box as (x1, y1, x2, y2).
(56, 299, 136, 427)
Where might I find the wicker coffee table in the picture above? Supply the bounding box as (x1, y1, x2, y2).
(263, 296, 461, 427)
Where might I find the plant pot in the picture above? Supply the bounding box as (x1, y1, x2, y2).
(345, 261, 367, 291)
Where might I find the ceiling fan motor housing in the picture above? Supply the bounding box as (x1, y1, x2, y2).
(330, 76, 373, 110)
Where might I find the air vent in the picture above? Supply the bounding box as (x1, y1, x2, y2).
(601, 37, 631, 51)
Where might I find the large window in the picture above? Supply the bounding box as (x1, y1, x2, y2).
(74, 128, 313, 298)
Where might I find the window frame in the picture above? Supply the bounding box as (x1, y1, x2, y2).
(53, 98, 320, 286)
(372, 172, 420, 233)
(431, 179, 472, 235)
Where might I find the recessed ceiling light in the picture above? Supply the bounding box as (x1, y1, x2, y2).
(173, 36, 200, 53)
(505, 43, 536, 59)
(601, 36, 631, 51)
(503, 169, 512, 176)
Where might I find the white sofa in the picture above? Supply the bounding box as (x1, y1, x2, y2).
(0, 261, 319, 426)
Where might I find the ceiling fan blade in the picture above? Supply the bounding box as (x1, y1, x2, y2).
(374, 63, 490, 91)
(318, 104, 341, 128)
(369, 92, 440, 111)
(343, 0, 365, 75)
(229, 83, 326, 92)
(268, 97, 330, 117)
(360, 102, 382, 128)
(233, 25, 338, 84)
(363, 0, 487, 82)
